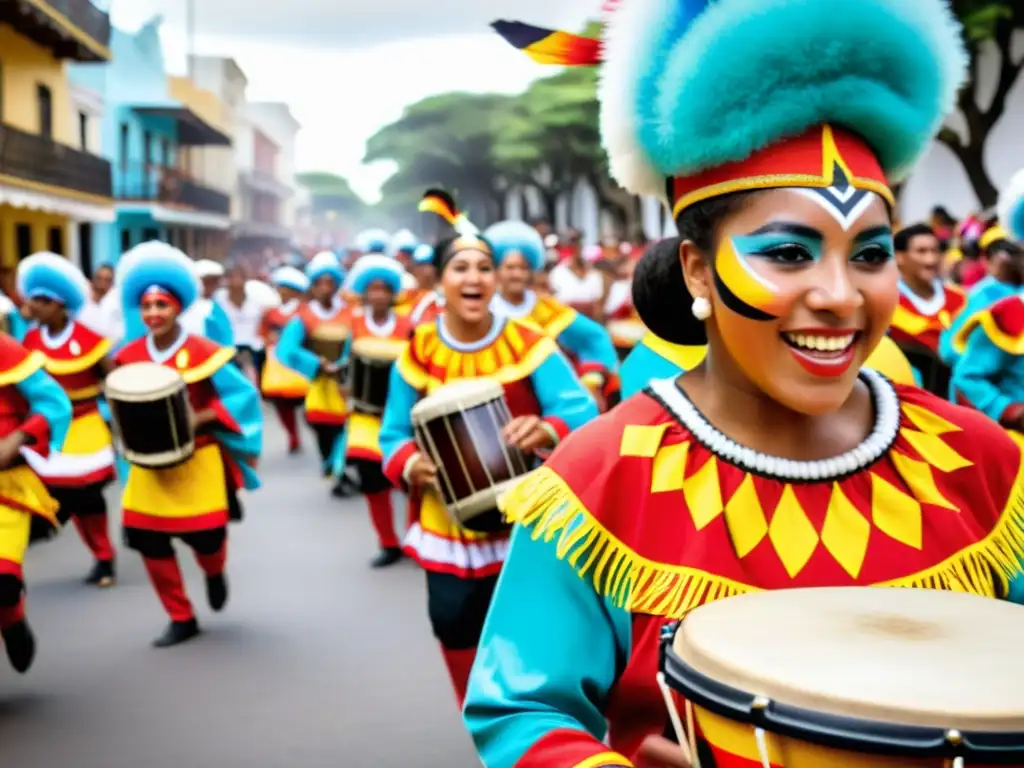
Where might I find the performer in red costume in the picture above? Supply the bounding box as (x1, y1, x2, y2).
(18, 252, 117, 585)
(0, 333, 71, 672)
(465, 2, 1014, 768)
(259, 266, 311, 454)
(341, 254, 413, 568)
(112, 243, 263, 647)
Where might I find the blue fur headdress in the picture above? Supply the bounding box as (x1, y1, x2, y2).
(271, 266, 310, 293)
(599, 0, 967, 205)
(412, 243, 434, 265)
(306, 251, 345, 287)
(117, 241, 200, 312)
(355, 229, 391, 255)
(998, 169, 1024, 244)
(484, 220, 546, 272)
(345, 254, 405, 296)
(17, 252, 90, 314)
(388, 229, 419, 258)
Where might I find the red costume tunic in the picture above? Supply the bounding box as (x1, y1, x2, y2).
(889, 283, 966, 353)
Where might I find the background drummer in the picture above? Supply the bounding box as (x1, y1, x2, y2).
(259, 266, 311, 456)
(0, 332, 72, 674)
(487, 220, 620, 410)
(17, 253, 118, 588)
(341, 254, 413, 569)
(275, 252, 351, 495)
(396, 243, 441, 325)
(379, 231, 597, 712)
(112, 242, 263, 649)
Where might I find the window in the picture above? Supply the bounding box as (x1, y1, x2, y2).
(162, 138, 171, 167)
(48, 226, 64, 255)
(119, 123, 129, 169)
(79, 111, 89, 151)
(78, 223, 94, 277)
(143, 227, 161, 243)
(143, 130, 153, 167)
(120, 229, 132, 254)
(16, 225, 33, 261)
(37, 84, 53, 138)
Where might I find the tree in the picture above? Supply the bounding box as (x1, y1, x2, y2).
(295, 172, 365, 217)
(939, 2, 1023, 207)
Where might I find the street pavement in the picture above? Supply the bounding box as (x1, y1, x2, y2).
(0, 413, 481, 767)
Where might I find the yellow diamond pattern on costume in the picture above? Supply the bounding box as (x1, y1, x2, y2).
(621, 424, 671, 458)
(871, 473, 922, 549)
(768, 485, 820, 577)
(902, 402, 961, 435)
(889, 451, 957, 511)
(651, 442, 688, 494)
(724, 474, 768, 558)
(821, 483, 871, 578)
(900, 429, 972, 473)
(684, 456, 723, 530)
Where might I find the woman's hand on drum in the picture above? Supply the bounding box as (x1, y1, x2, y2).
(408, 454, 438, 487)
(637, 735, 692, 767)
(503, 415, 553, 453)
(319, 357, 339, 376)
(0, 431, 28, 469)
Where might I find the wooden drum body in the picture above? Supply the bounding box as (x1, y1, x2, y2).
(349, 337, 405, 414)
(307, 322, 350, 368)
(104, 362, 195, 469)
(410, 378, 531, 528)
(659, 588, 1024, 767)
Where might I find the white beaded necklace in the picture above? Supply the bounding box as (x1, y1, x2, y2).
(647, 368, 901, 483)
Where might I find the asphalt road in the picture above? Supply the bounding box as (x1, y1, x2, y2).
(0, 413, 481, 768)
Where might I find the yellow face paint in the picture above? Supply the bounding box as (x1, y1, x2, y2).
(713, 234, 788, 321)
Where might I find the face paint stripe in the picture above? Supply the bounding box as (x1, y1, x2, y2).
(715, 237, 782, 318)
(713, 269, 777, 321)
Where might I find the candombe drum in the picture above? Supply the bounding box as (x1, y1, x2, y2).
(348, 336, 405, 414)
(410, 377, 532, 531)
(104, 362, 194, 469)
(306, 322, 350, 376)
(658, 587, 1024, 767)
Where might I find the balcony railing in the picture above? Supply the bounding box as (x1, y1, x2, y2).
(0, 121, 112, 198)
(116, 164, 231, 216)
(0, 0, 112, 62)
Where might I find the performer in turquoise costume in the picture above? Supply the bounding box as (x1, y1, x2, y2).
(0, 294, 28, 342)
(487, 220, 619, 401)
(463, 3, 1024, 768)
(950, 169, 1024, 425)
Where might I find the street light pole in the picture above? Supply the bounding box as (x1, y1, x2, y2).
(186, 0, 195, 79)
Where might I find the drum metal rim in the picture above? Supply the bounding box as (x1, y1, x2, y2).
(351, 337, 405, 360)
(449, 474, 531, 523)
(105, 362, 185, 401)
(659, 638, 1024, 761)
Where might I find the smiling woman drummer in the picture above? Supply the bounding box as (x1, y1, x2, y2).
(463, 1, 1024, 767)
(379, 223, 598, 711)
(111, 242, 263, 648)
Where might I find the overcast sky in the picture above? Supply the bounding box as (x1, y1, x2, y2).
(107, 0, 595, 201)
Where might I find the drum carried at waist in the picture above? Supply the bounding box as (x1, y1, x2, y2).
(305, 322, 350, 373)
(659, 587, 1024, 767)
(895, 339, 952, 398)
(410, 378, 531, 532)
(104, 362, 194, 469)
(348, 336, 405, 415)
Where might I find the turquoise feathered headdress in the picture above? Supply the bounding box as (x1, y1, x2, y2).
(998, 169, 1024, 244)
(117, 241, 200, 312)
(484, 220, 546, 271)
(345, 254, 405, 296)
(600, 0, 968, 207)
(271, 266, 310, 293)
(17, 252, 90, 314)
(305, 251, 345, 287)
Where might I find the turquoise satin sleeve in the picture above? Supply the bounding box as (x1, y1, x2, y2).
(340, 334, 352, 366)
(465, 524, 632, 767)
(939, 281, 1014, 367)
(276, 317, 320, 380)
(7, 311, 28, 343)
(379, 365, 420, 467)
(210, 362, 263, 490)
(528, 351, 599, 431)
(16, 368, 72, 452)
(620, 343, 683, 399)
(207, 302, 235, 347)
(557, 314, 619, 373)
(950, 328, 1015, 422)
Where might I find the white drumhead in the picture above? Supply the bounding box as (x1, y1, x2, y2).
(411, 377, 505, 424)
(674, 587, 1024, 731)
(311, 322, 350, 342)
(352, 336, 405, 362)
(105, 362, 184, 401)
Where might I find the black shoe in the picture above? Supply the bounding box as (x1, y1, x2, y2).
(331, 480, 357, 499)
(2, 620, 36, 673)
(205, 573, 228, 612)
(84, 559, 115, 587)
(370, 547, 403, 569)
(152, 619, 200, 648)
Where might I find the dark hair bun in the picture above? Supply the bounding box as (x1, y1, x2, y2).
(633, 238, 708, 346)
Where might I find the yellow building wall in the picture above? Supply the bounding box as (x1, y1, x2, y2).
(0, 26, 74, 145)
(0, 205, 68, 270)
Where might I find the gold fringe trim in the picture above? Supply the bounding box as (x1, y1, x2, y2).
(501, 466, 1024, 619)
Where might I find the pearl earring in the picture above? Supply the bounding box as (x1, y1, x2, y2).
(691, 296, 712, 321)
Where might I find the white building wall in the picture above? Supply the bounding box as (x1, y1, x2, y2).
(245, 102, 302, 226)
